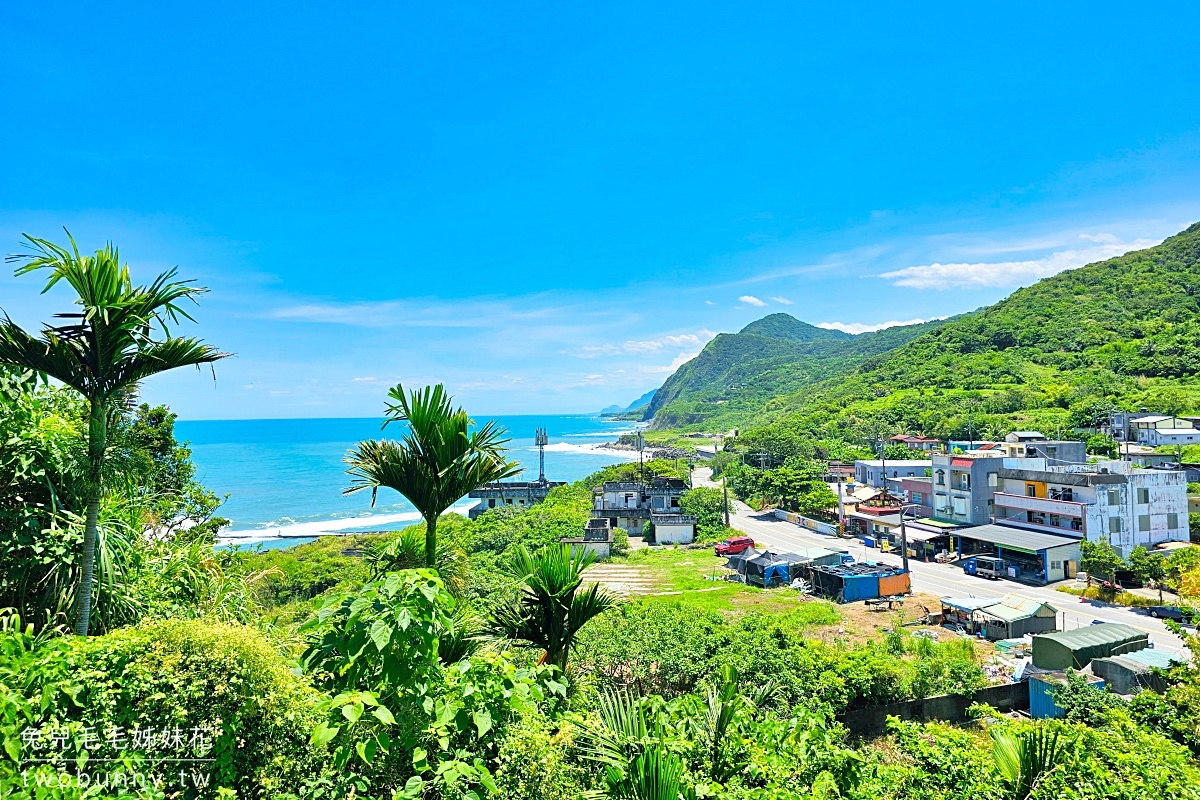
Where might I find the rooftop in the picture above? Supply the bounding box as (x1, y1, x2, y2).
(958, 523, 1081, 553)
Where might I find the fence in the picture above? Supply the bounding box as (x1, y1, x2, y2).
(836, 682, 1029, 737)
(772, 509, 839, 535)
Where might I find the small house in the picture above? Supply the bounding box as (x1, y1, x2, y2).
(940, 596, 999, 634)
(973, 594, 1058, 640)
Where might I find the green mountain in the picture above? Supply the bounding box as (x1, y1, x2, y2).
(733, 221, 1200, 443)
(599, 388, 658, 417)
(645, 313, 951, 430)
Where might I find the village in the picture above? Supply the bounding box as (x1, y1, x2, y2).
(466, 413, 1200, 722)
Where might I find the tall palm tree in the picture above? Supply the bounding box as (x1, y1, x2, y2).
(0, 232, 227, 635)
(490, 543, 618, 671)
(345, 383, 520, 567)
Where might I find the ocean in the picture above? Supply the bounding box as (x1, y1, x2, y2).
(176, 414, 643, 550)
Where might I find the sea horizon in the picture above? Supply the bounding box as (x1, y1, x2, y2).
(178, 414, 646, 550)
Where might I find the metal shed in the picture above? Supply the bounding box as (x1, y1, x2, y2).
(807, 563, 909, 603)
(940, 597, 999, 634)
(974, 594, 1058, 641)
(1031, 624, 1148, 670)
(1029, 671, 1106, 719)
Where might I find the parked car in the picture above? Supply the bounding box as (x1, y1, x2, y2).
(1145, 605, 1191, 622)
(715, 536, 755, 556)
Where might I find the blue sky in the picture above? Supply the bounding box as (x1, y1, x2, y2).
(2, 2, 1200, 419)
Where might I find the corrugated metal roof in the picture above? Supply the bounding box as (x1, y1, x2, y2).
(941, 596, 999, 612)
(978, 594, 1057, 621)
(958, 523, 1081, 553)
(1122, 648, 1186, 669)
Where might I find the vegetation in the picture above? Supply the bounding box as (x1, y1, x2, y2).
(648, 223, 1200, 457)
(345, 383, 521, 567)
(8, 231, 1200, 799)
(0, 233, 227, 635)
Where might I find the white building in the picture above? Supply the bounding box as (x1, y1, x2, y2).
(854, 459, 932, 488)
(993, 459, 1189, 558)
(1128, 414, 1198, 445)
(1142, 427, 1200, 447)
(651, 513, 697, 544)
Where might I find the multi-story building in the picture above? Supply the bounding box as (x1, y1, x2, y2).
(993, 459, 1189, 557)
(930, 451, 1005, 526)
(889, 434, 944, 452)
(1141, 427, 1200, 447)
(468, 479, 566, 519)
(1128, 414, 1198, 444)
(592, 477, 695, 538)
(854, 459, 932, 488)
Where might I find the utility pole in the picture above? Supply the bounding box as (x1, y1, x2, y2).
(723, 474, 731, 527)
(878, 435, 888, 503)
(898, 504, 912, 574)
(636, 431, 645, 484)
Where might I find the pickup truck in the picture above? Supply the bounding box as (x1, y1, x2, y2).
(963, 555, 1004, 580)
(715, 536, 756, 556)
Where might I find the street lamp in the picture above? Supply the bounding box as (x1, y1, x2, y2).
(895, 502, 924, 575)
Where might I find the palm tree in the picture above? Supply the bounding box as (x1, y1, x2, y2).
(345, 383, 520, 567)
(991, 726, 1067, 800)
(0, 232, 227, 636)
(490, 543, 618, 671)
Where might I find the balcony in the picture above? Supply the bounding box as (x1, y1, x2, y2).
(993, 492, 1087, 517)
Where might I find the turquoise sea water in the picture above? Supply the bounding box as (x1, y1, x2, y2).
(176, 415, 642, 550)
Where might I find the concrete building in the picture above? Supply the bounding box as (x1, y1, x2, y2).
(468, 479, 566, 519)
(994, 459, 1189, 557)
(899, 476, 934, 515)
(889, 434, 944, 452)
(999, 432, 1087, 465)
(1142, 427, 1200, 447)
(562, 517, 613, 560)
(930, 451, 1006, 526)
(651, 513, 698, 544)
(1128, 414, 1198, 444)
(854, 459, 932, 488)
(592, 476, 692, 536)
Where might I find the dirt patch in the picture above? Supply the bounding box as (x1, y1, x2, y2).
(804, 591, 945, 644)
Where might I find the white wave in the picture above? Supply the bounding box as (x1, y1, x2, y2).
(217, 502, 475, 544)
(541, 442, 639, 459)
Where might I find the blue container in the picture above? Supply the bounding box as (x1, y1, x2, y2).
(840, 573, 880, 602)
(860, 536, 876, 548)
(1029, 673, 1105, 719)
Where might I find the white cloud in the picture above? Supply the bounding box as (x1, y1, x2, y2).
(705, 300, 716, 306)
(817, 318, 934, 335)
(770, 296, 793, 305)
(739, 295, 767, 307)
(351, 376, 377, 382)
(878, 235, 1159, 290)
(642, 351, 700, 374)
(572, 330, 717, 358)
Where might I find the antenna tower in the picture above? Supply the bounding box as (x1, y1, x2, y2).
(535, 427, 549, 482)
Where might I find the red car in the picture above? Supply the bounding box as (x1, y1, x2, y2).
(715, 536, 755, 556)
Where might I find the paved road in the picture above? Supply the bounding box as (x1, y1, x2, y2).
(693, 468, 1191, 656)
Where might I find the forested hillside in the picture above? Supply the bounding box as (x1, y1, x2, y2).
(646, 314, 950, 430)
(752, 220, 1200, 443)
(652, 221, 1200, 445)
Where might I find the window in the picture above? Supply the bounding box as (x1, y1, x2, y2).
(958, 473, 970, 490)
(1026, 483, 1037, 497)
(988, 473, 997, 487)
(935, 470, 945, 486)
(505, 498, 513, 505)
(952, 496, 967, 516)
(1109, 517, 1122, 534)
(1049, 515, 1061, 527)
(1169, 512, 1180, 529)
(1047, 446, 1057, 460)
(1138, 515, 1151, 532)
(488, 499, 496, 508)
(1051, 561, 1061, 571)
(1108, 489, 1121, 505)
(1137, 487, 1150, 504)
(912, 492, 924, 504)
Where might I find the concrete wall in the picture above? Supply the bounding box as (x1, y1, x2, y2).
(837, 682, 1030, 737)
(655, 521, 695, 544)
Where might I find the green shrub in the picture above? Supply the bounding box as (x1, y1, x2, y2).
(491, 713, 590, 800)
(6, 619, 341, 800)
